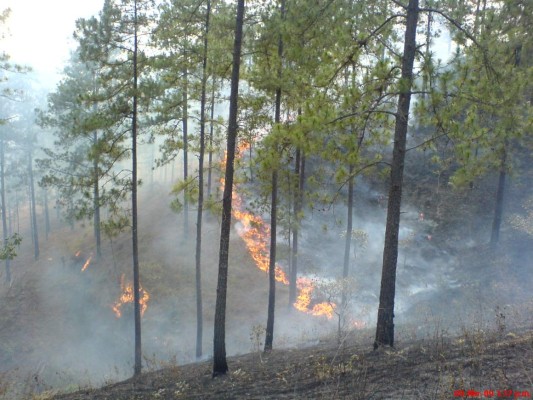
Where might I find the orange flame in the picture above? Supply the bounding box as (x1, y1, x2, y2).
(81, 256, 92, 272)
(222, 143, 335, 319)
(112, 273, 150, 318)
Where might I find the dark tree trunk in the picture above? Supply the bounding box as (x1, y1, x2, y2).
(490, 149, 506, 248)
(289, 148, 304, 308)
(207, 77, 216, 199)
(1, 137, 10, 283)
(265, 167, 278, 351)
(264, 0, 285, 352)
(195, 0, 211, 360)
(131, 0, 142, 377)
(341, 164, 354, 322)
(93, 130, 101, 258)
(374, 0, 419, 350)
(213, 0, 245, 377)
(182, 65, 189, 236)
(44, 189, 51, 240)
(29, 151, 39, 261)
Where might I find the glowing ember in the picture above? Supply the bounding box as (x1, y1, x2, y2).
(81, 256, 92, 272)
(222, 144, 335, 319)
(112, 273, 150, 318)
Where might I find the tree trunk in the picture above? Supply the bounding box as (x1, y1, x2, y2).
(131, 0, 142, 377)
(93, 130, 102, 258)
(29, 151, 39, 261)
(374, 0, 419, 350)
(182, 64, 189, 236)
(490, 149, 506, 248)
(341, 164, 354, 326)
(1, 137, 10, 283)
(207, 77, 216, 199)
(195, 0, 211, 360)
(44, 189, 51, 240)
(213, 0, 245, 377)
(289, 148, 303, 308)
(265, 168, 278, 351)
(264, 0, 285, 352)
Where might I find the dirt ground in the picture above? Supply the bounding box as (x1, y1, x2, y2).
(49, 327, 533, 400)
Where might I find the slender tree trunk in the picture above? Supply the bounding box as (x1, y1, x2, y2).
(207, 77, 216, 199)
(265, 168, 278, 351)
(182, 64, 189, 236)
(195, 0, 211, 360)
(289, 148, 302, 308)
(490, 149, 506, 248)
(490, 45, 521, 248)
(213, 0, 245, 377)
(131, 0, 142, 377)
(55, 193, 60, 222)
(29, 151, 39, 261)
(1, 137, 10, 283)
(341, 164, 354, 326)
(93, 130, 102, 258)
(264, 0, 285, 352)
(44, 189, 50, 240)
(374, 0, 419, 350)
(29, 186, 34, 245)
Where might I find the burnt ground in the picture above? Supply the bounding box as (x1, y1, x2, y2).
(49, 327, 533, 400)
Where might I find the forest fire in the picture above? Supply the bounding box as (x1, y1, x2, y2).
(233, 196, 289, 285)
(294, 277, 336, 318)
(81, 255, 92, 272)
(223, 144, 336, 319)
(112, 273, 150, 318)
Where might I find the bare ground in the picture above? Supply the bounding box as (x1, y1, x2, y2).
(49, 327, 533, 400)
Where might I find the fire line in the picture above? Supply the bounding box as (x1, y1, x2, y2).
(223, 143, 336, 319)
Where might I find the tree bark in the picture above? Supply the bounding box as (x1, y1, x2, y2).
(93, 130, 101, 258)
(207, 76, 216, 199)
(490, 148, 506, 248)
(29, 151, 39, 261)
(195, 0, 211, 360)
(264, 0, 285, 352)
(289, 149, 304, 308)
(374, 0, 419, 350)
(131, 0, 142, 377)
(213, 0, 245, 377)
(341, 164, 354, 323)
(44, 189, 51, 240)
(182, 64, 189, 236)
(1, 137, 10, 283)
(264, 168, 278, 351)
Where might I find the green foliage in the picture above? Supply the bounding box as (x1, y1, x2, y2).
(170, 177, 198, 213)
(415, 0, 532, 188)
(0, 233, 22, 261)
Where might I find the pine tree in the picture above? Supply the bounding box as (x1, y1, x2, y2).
(374, 0, 419, 349)
(213, 0, 245, 377)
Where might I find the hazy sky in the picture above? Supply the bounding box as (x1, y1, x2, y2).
(2, 0, 452, 89)
(2, 0, 103, 85)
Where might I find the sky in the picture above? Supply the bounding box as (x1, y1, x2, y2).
(2, 0, 103, 86)
(1, 0, 453, 90)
